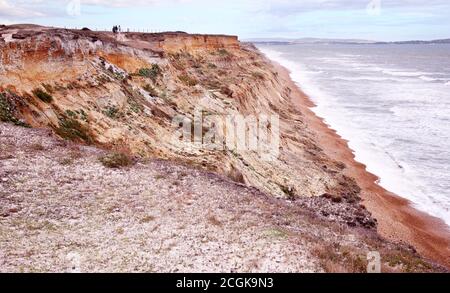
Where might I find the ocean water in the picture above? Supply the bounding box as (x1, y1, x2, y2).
(258, 43, 450, 226)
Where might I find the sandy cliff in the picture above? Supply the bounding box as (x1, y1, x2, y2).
(0, 24, 448, 272)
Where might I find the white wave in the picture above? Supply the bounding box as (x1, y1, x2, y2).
(419, 76, 437, 82)
(331, 76, 404, 82)
(382, 70, 435, 77)
(258, 45, 450, 226)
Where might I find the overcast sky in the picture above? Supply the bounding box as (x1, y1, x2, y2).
(1, 0, 449, 41)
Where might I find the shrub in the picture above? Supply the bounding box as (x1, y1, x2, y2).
(0, 93, 29, 127)
(218, 49, 230, 56)
(29, 143, 45, 151)
(138, 64, 162, 80)
(32, 88, 53, 103)
(103, 105, 120, 119)
(99, 152, 134, 169)
(65, 109, 77, 118)
(55, 117, 92, 143)
(178, 74, 198, 87)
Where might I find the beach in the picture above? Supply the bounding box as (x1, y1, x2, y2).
(267, 57, 450, 268)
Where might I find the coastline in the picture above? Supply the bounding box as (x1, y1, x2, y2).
(267, 57, 450, 268)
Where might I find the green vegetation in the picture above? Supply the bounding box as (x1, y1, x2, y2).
(218, 49, 230, 56)
(65, 109, 88, 122)
(178, 74, 198, 87)
(59, 158, 74, 166)
(0, 93, 29, 127)
(103, 105, 120, 119)
(65, 109, 77, 118)
(127, 97, 143, 114)
(138, 64, 162, 80)
(99, 152, 134, 169)
(385, 251, 434, 272)
(78, 109, 88, 121)
(32, 88, 53, 103)
(55, 116, 92, 143)
(313, 244, 367, 273)
(264, 228, 288, 239)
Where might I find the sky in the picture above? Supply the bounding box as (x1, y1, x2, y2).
(1, 0, 450, 41)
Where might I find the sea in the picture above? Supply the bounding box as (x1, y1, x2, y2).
(257, 43, 450, 225)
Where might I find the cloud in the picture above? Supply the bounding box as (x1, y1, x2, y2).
(0, 0, 45, 18)
(0, 0, 182, 20)
(259, 0, 450, 16)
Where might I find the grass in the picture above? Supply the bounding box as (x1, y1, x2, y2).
(218, 49, 231, 57)
(55, 116, 92, 143)
(103, 105, 120, 119)
(29, 143, 45, 151)
(312, 244, 368, 273)
(32, 88, 53, 103)
(178, 74, 198, 87)
(99, 152, 134, 169)
(140, 215, 156, 223)
(78, 109, 88, 121)
(65, 109, 77, 118)
(59, 157, 74, 166)
(264, 228, 288, 239)
(0, 93, 29, 127)
(138, 64, 162, 80)
(127, 97, 144, 114)
(384, 251, 434, 272)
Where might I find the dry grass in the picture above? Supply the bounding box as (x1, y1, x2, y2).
(99, 152, 134, 169)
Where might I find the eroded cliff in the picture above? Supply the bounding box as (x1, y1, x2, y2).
(0, 24, 361, 207)
(1, 24, 447, 272)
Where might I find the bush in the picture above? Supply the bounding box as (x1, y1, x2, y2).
(138, 64, 162, 80)
(0, 93, 29, 127)
(99, 152, 134, 169)
(32, 88, 53, 103)
(218, 49, 230, 56)
(103, 105, 120, 119)
(178, 74, 198, 87)
(55, 117, 92, 143)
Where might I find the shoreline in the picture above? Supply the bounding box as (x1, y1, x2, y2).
(267, 57, 450, 268)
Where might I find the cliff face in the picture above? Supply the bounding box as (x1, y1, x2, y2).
(0, 24, 364, 223)
(1, 25, 446, 273)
